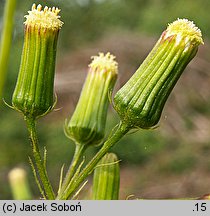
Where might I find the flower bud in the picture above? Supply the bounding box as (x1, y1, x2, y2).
(114, 19, 203, 129)
(92, 153, 120, 200)
(8, 167, 32, 200)
(12, 4, 63, 119)
(65, 53, 118, 146)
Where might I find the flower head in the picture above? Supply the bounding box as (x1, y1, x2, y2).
(12, 4, 63, 119)
(65, 52, 118, 146)
(114, 18, 203, 129)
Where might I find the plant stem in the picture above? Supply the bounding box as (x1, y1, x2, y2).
(57, 144, 86, 198)
(57, 122, 130, 200)
(25, 117, 55, 199)
(0, 0, 16, 100)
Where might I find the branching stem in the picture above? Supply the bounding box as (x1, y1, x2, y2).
(57, 144, 86, 198)
(57, 122, 130, 200)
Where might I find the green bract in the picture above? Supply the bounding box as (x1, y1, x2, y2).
(12, 4, 63, 119)
(114, 18, 203, 129)
(65, 52, 118, 146)
(92, 153, 120, 200)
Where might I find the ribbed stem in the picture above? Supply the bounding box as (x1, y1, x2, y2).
(57, 122, 130, 200)
(25, 117, 55, 199)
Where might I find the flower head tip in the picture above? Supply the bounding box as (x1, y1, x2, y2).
(89, 52, 118, 75)
(113, 18, 203, 129)
(164, 18, 203, 45)
(24, 3, 63, 30)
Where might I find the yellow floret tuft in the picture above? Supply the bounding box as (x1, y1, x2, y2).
(89, 52, 118, 74)
(24, 3, 63, 30)
(166, 18, 203, 45)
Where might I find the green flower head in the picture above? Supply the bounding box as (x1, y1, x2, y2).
(65, 52, 118, 146)
(12, 4, 63, 119)
(114, 18, 203, 129)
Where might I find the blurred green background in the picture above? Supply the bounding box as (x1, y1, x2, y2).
(0, 0, 210, 199)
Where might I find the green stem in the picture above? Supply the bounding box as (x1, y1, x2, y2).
(57, 144, 86, 198)
(25, 117, 55, 199)
(57, 122, 130, 200)
(0, 0, 16, 100)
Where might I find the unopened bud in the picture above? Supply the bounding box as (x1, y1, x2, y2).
(92, 153, 120, 200)
(8, 167, 32, 200)
(65, 52, 118, 146)
(12, 4, 63, 119)
(114, 19, 203, 129)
